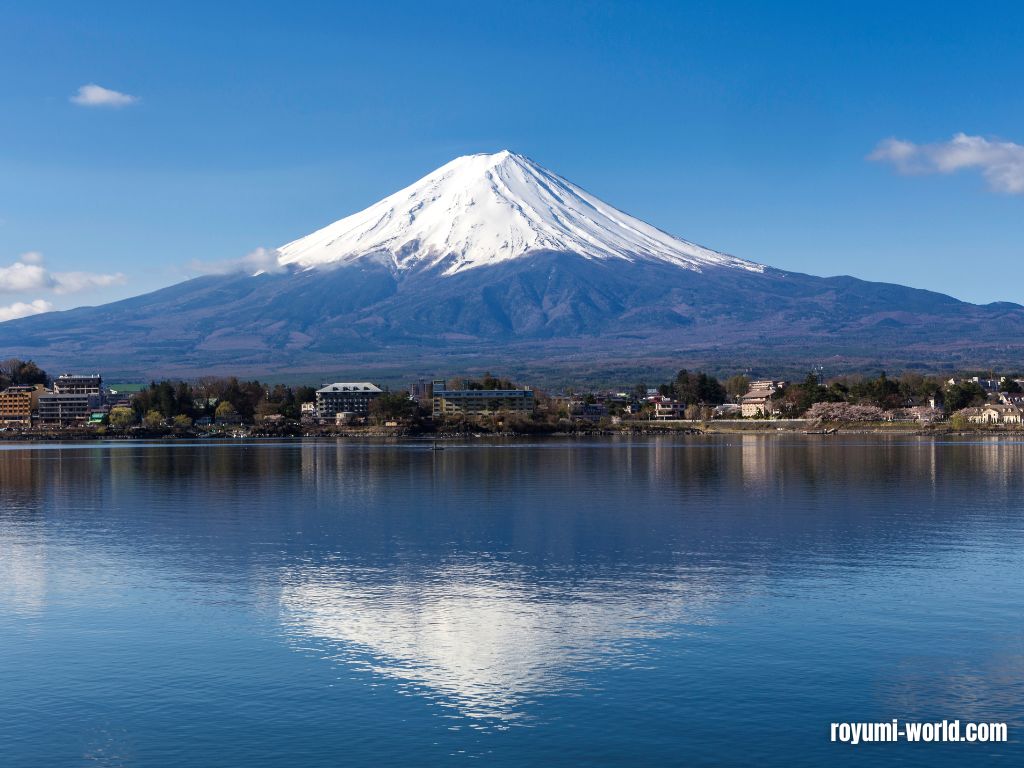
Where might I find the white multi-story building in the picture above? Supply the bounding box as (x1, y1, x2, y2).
(315, 382, 383, 419)
(52, 374, 103, 395)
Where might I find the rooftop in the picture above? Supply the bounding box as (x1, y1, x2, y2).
(317, 382, 383, 394)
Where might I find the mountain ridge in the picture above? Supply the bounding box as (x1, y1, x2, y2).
(1, 151, 1022, 382)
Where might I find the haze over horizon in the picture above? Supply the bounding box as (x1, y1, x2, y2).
(2, 1, 1023, 322)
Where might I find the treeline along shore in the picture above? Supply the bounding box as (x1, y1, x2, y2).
(2, 357, 1024, 440)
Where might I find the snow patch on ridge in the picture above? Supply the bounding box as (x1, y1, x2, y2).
(276, 151, 764, 276)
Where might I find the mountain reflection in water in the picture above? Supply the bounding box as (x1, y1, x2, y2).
(1, 437, 1023, 767)
(279, 560, 717, 722)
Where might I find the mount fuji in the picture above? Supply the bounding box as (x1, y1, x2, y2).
(276, 150, 762, 276)
(2, 150, 1023, 381)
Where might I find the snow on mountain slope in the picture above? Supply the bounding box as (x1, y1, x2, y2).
(276, 150, 764, 276)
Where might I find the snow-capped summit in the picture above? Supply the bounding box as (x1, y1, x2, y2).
(276, 150, 764, 276)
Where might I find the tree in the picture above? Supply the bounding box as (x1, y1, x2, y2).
(949, 411, 971, 430)
(143, 410, 164, 429)
(1001, 378, 1023, 394)
(109, 406, 135, 429)
(806, 402, 886, 421)
(462, 373, 516, 391)
(943, 382, 986, 412)
(672, 369, 726, 406)
(294, 385, 317, 404)
(215, 401, 237, 420)
(781, 372, 842, 415)
(696, 372, 726, 404)
(130, 379, 198, 420)
(724, 375, 750, 398)
(173, 414, 193, 429)
(0, 358, 48, 389)
(848, 371, 902, 409)
(255, 400, 282, 420)
(673, 369, 697, 404)
(370, 393, 417, 423)
(174, 381, 195, 415)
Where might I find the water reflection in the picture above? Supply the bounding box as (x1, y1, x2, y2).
(0, 539, 47, 614)
(279, 559, 718, 722)
(1, 438, 1023, 765)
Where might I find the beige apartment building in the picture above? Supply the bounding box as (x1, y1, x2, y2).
(0, 384, 47, 425)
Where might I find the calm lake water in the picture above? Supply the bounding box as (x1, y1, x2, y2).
(1, 437, 1022, 766)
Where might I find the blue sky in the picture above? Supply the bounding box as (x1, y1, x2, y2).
(2, 0, 1023, 318)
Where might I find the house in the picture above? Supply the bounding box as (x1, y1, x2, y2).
(713, 403, 742, 418)
(998, 392, 1024, 407)
(651, 398, 685, 420)
(315, 382, 383, 419)
(966, 404, 1023, 425)
(741, 381, 785, 418)
(970, 377, 1001, 393)
(431, 379, 534, 418)
(958, 407, 984, 423)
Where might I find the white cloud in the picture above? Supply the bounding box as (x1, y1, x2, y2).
(0, 261, 55, 292)
(0, 252, 124, 295)
(0, 299, 53, 322)
(187, 247, 285, 276)
(869, 133, 1024, 194)
(70, 83, 139, 108)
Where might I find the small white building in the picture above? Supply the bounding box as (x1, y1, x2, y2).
(651, 399, 685, 420)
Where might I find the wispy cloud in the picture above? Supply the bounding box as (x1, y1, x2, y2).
(0, 252, 125, 295)
(0, 299, 53, 322)
(52, 271, 126, 294)
(869, 133, 1024, 194)
(187, 247, 285, 276)
(70, 83, 139, 108)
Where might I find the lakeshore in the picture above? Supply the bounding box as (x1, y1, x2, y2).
(4, 418, 1024, 442)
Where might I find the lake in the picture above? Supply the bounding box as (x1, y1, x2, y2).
(1, 437, 1021, 766)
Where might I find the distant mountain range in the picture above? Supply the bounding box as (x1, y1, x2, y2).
(1, 151, 1022, 383)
